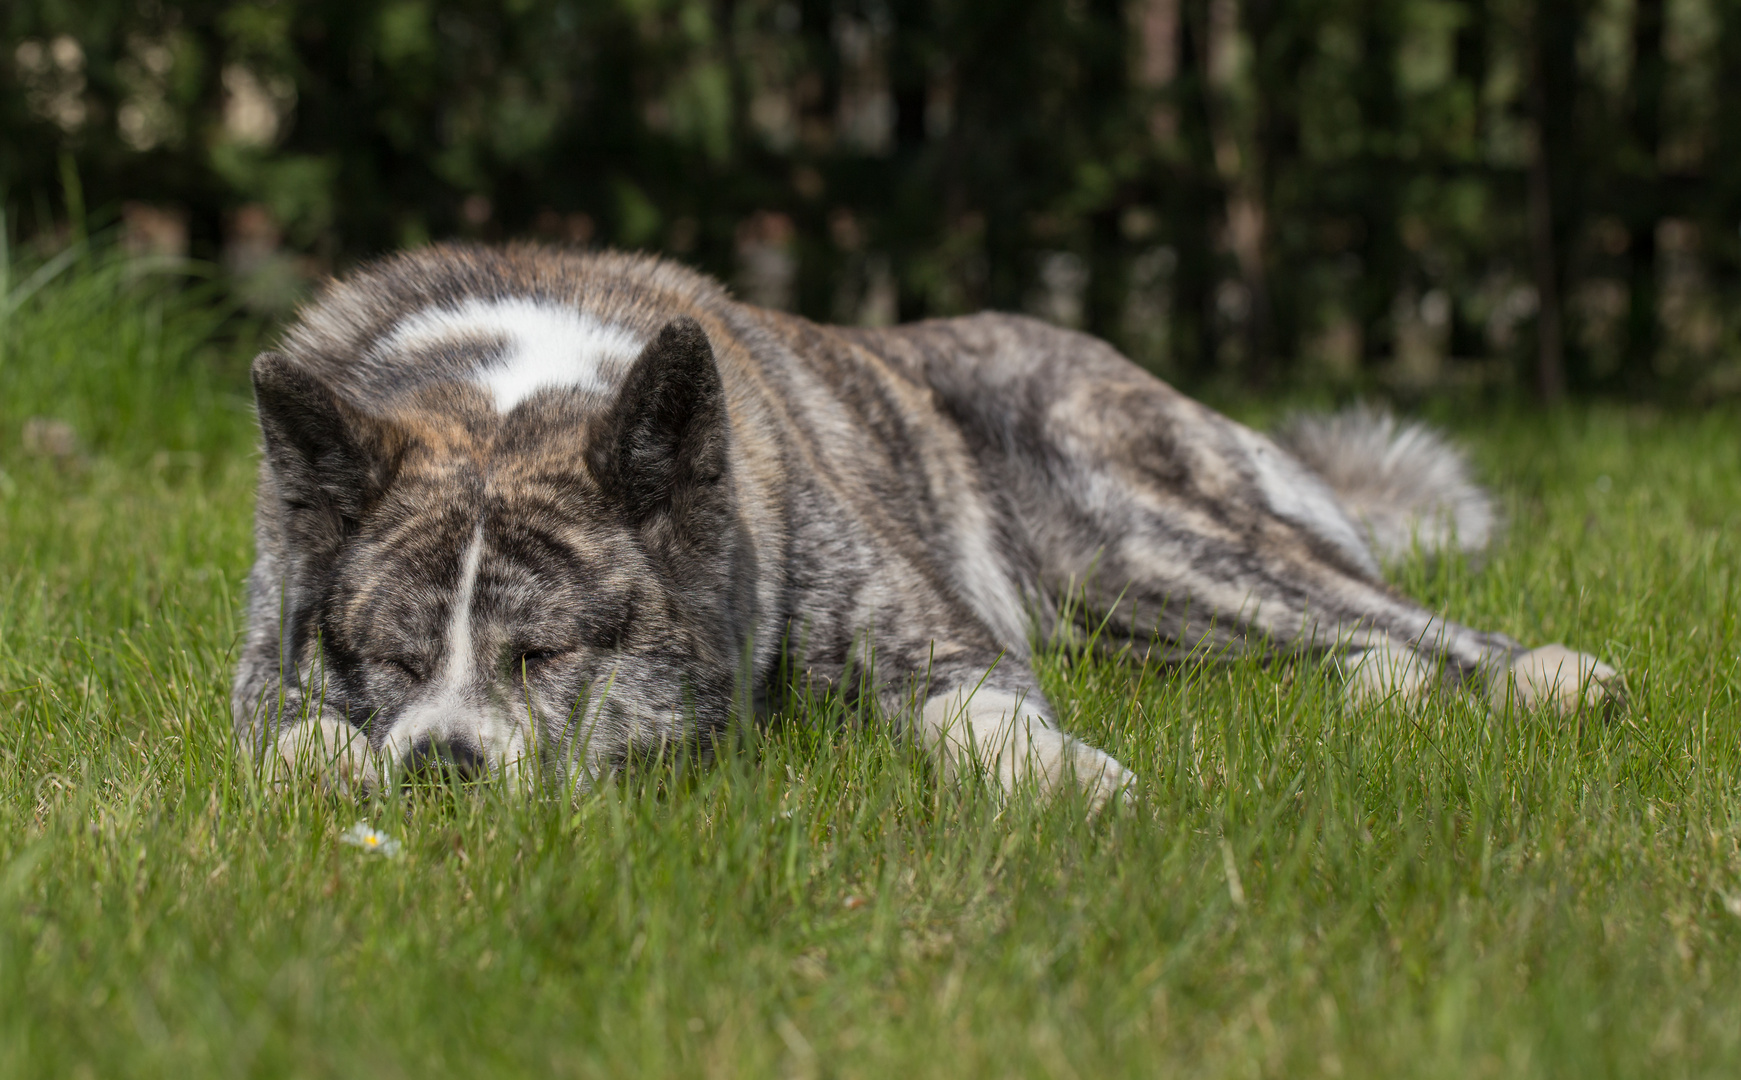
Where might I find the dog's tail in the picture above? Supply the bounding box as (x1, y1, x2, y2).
(1272, 404, 1497, 564)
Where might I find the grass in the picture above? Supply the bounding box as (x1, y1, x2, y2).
(2, 246, 1740, 1079)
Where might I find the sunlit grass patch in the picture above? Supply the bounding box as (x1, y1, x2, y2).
(2, 247, 1740, 1076)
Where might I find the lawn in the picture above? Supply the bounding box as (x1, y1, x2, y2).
(2, 251, 1739, 1078)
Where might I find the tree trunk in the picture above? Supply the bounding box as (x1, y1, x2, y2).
(1713, 0, 1741, 305)
(1525, 0, 1579, 402)
(1353, 0, 1402, 374)
(1624, 0, 1664, 393)
(1172, 0, 1221, 382)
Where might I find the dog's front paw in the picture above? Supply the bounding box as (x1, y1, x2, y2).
(272, 717, 380, 794)
(919, 689, 1136, 813)
(1057, 738, 1137, 814)
(1011, 726, 1136, 814)
(1341, 640, 1433, 707)
(1492, 645, 1623, 717)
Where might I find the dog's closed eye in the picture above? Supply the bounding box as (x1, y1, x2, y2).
(512, 648, 570, 674)
(377, 656, 427, 680)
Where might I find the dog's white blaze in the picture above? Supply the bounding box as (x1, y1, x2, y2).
(437, 525, 486, 702)
(383, 297, 643, 412)
(385, 527, 497, 766)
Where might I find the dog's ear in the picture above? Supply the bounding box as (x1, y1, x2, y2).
(587, 317, 730, 524)
(252, 352, 401, 543)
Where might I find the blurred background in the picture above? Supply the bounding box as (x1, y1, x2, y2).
(4, 0, 1741, 401)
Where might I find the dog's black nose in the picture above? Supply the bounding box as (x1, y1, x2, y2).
(402, 736, 487, 784)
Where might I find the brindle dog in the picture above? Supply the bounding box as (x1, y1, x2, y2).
(237, 244, 1618, 807)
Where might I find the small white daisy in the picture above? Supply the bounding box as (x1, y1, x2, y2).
(340, 821, 402, 858)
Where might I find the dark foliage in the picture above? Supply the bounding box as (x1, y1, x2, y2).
(5, 0, 1740, 397)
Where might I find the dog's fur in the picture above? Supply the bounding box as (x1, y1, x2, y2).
(235, 244, 1618, 807)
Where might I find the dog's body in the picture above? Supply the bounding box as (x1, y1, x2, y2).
(236, 244, 1615, 805)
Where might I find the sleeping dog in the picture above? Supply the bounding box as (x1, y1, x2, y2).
(236, 244, 1618, 806)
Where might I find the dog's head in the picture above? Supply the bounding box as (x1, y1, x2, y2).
(251, 317, 747, 789)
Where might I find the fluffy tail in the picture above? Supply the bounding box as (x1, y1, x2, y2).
(1272, 404, 1497, 563)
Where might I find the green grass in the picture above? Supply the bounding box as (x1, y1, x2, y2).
(3, 248, 1740, 1078)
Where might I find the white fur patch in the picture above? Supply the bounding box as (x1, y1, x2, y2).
(272, 715, 378, 793)
(918, 686, 1133, 811)
(1340, 639, 1432, 706)
(1493, 644, 1621, 716)
(383, 297, 643, 412)
(436, 525, 486, 702)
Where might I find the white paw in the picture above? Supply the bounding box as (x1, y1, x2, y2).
(1027, 727, 1137, 813)
(1492, 645, 1622, 717)
(1072, 743, 1138, 813)
(919, 689, 1136, 812)
(1341, 640, 1432, 707)
(272, 716, 380, 794)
